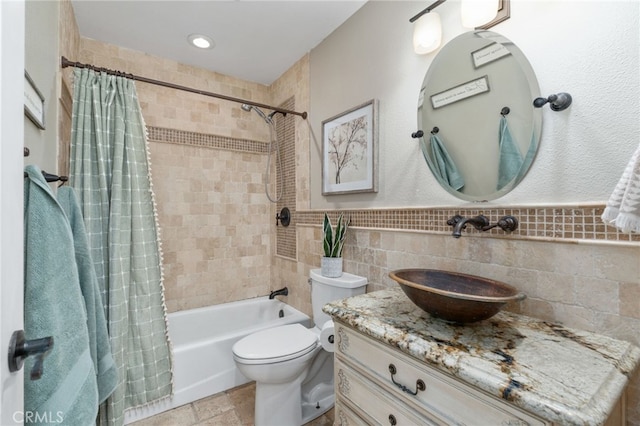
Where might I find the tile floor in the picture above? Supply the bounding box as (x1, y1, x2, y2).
(130, 382, 334, 426)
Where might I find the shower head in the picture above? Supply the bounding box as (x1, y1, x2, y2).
(241, 103, 271, 123)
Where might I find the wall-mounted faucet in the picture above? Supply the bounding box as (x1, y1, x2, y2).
(269, 287, 289, 299)
(447, 214, 518, 238)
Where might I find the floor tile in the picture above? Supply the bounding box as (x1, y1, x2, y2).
(193, 392, 235, 421)
(130, 403, 197, 426)
(130, 382, 334, 426)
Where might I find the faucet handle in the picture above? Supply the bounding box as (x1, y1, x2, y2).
(446, 215, 464, 226)
(497, 216, 518, 232)
(480, 215, 519, 233)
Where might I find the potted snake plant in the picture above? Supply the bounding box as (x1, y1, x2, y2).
(321, 212, 348, 277)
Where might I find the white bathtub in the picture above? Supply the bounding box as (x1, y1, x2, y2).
(124, 297, 312, 424)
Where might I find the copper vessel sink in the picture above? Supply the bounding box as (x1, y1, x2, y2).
(389, 269, 526, 323)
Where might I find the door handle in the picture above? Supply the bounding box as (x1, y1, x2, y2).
(8, 330, 54, 380)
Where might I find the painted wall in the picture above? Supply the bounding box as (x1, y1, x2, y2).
(309, 1, 640, 208)
(24, 0, 60, 173)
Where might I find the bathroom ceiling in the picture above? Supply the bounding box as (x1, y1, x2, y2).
(71, 0, 367, 85)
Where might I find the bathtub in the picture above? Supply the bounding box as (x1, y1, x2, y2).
(124, 297, 312, 424)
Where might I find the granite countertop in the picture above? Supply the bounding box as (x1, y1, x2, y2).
(323, 288, 640, 426)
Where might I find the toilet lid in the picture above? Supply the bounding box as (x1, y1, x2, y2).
(233, 324, 318, 363)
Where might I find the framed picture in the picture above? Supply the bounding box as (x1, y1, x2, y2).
(430, 76, 490, 109)
(322, 99, 378, 195)
(471, 42, 511, 68)
(24, 71, 45, 129)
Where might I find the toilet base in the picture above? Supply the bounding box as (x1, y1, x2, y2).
(255, 376, 304, 426)
(301, 384, 334, 424)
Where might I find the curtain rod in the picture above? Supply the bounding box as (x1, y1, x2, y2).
(61, 57, 308, 119)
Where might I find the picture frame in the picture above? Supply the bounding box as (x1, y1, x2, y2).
(24, 71, 45, 130)
(322, 99, 378, 195)
(471, 42, 511, 68)
(430, 75, 490, 109)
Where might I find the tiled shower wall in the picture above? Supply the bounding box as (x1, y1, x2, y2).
(76, 38, 279, 312)
(275, 97, 297, 260)
(148, 129, 272, 312)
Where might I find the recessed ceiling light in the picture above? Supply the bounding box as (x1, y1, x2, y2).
(188, 34, 215, 49)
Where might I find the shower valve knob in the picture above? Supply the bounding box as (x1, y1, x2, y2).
(276, 207, 291, 227)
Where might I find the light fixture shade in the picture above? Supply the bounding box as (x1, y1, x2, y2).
(413, 12, 442, 55)
(461, 0, 500, 28)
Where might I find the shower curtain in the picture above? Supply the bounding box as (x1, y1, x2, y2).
(69, 68, 172, 425)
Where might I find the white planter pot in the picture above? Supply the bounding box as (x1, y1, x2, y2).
(321, 257, 343, 278)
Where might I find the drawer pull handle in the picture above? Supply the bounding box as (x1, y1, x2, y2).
(388, 414, 397, 425)
(388, 364, 426, 396)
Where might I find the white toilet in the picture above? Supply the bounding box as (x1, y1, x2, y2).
(232, 269, 367, 426)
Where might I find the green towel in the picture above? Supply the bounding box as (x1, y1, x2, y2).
(57, 186, 117, 404)
(24, 165, 99, 425)
(421, 133, 465, 190)
(497, 116, 523, 190)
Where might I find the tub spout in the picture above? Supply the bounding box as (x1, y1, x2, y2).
(269, 287, 289, 299)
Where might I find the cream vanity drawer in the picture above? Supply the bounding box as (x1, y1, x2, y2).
(335, 400, 369, 426)
(336, 324, 549, 426)
(336, 358, 441, 425)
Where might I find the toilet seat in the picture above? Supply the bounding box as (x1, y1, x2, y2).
(233, 323, 318, 365)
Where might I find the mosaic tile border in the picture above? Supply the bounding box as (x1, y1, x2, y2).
(147, 126, 268, 154)
(275, 98, 297, 260)
(295, 206, 640, 244)
(144, 125, 637, 245)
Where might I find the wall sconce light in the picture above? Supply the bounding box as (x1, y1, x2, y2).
(410, 0, 446, 54)
(461, 0, 499, 28)
(410, 0, 511, 55)
(413, 11, 442, 54)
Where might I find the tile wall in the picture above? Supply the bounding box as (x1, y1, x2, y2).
(290, 217, 640, 423)
(76, 38, 280, 312)
(148, 129, 272, 312)
(275, 97, 297, 260)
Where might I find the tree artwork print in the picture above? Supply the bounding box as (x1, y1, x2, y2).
(327, 114, 367, 185)
(322, 99, 377, 195)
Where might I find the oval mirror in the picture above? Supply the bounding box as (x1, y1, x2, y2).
(417, 30, 542, 201)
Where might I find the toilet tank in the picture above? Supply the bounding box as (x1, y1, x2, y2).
(310, 269, 367, 328)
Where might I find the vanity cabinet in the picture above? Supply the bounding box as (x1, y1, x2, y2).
(333, 322, 627, 426)
(334, 323, 548, 426)
(325, 289, 638, 426)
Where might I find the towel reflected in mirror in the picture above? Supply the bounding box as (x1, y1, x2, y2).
(420, 132, 464, 191)
(497, 115, 524, 190)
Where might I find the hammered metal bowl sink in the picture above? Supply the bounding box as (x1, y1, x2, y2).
(389, 269, 526, 323)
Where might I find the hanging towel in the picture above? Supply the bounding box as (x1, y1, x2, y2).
(24, 165, 99, 425)
(497, 116, 524, 190)
(602, 142, 640, 233)
(421, 133, 464, 190)
(57, 186, 117, 403)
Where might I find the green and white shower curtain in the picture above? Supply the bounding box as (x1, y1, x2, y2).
(69, 67, 172, 425)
